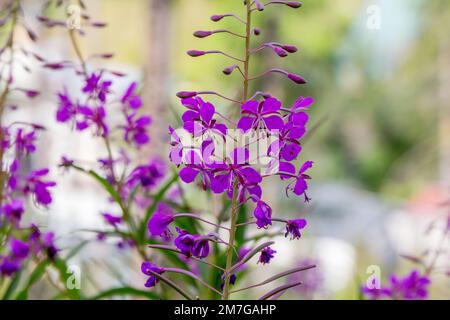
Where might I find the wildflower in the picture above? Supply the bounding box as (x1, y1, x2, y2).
(258, 246, 276, 265)
(237, 97, 284, 132)
(42, 232, 59, 260)
(76, 105, 109, 137)
(285, 219, 307, 240)
(121, 82, 142, 109)
(2, 199, 25, 224)
(82, 73, 112, 102)
(0, 256, 19, 276)
(126, 158, 166, 190)
(23, 169, 56, 206)
(147, 207, 175, 239)
(253, 200, 272, 229)
(192, 238, 210, 259)
(174, 228, 196, 257)
(56, 89, 76, 123)
(141, 261, 165, 288)
(286, 161, 313, 202)
(14, 128, 37, 155)
(102, 213, 123, 227)
(220, 273, 237, 290)
(387, 270, 430, 300)
(123, 114, 152, 146)
(11, 239, 30, 260)
(182, 100, 227, 137)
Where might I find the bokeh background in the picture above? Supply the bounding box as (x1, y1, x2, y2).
(5, 0, 450, 299)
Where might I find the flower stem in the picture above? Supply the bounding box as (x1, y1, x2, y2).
(222, 0, 253, 300)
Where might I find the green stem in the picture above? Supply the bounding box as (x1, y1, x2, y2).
(222, 180, 239, 300)
(222, 0, 253, 301)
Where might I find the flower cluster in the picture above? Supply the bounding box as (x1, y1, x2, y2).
(143, 0, 316, 299)
(362, 270, 431, 300)
(0, 0, 58, 279)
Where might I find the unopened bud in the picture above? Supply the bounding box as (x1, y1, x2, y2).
(194, 30, 213, 38)
(287, 73, 307, 84)
(211, 14, 225, 22)
(273, 47, 288, 57)
(253, 28, 261, 36)
(187, 50, 206, 57)
(176, 91, 198, 99)
(255, 0, 265, 11)
(282, 45, 298, 53)
(286, 2, 302, 8)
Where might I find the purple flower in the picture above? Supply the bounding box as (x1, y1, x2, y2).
(147, 208, 174, 239)
(179, 148, 215, 191)
(174, 228, 196, 257)
(269, 119, 307, 161)
(253, 200, 272, 228)
(285, 161, 313, 202)
(208, 148, 262, 196)
(77, 105, 109, 137)
(14, 128, 37, 155)
(237, 97, 284, 132)
(0, 256, 19, 276)
(82, 73, 112, 102)
(387, 270, 430, 300)
(56, 89, 76, 122)
(220, 273, 237, 290)
(141, 261, 165, 288)
(23, 168, 56, 206)
(289, 96, 314, 119)
(2, 199, 24, 224)
(102, 213, 123, 227)
(121, 82, 142, 109)
(192, 238, 210, 259)
(123, 114, 152, 146)
(182, 99, 227, 136)
(11, 239, 30, 260)
(1, 127, 11, 151)
(362, 286, 391, 300)
(126, 158, 166, 190)
(174, 228, 210, 259)
(285, 219, 307, 240)
(42, 232, 59, 260)
(168, 126, 183, 166)
(258, 246, 276, 265)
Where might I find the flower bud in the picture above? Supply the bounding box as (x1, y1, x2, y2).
(187, 50, 206, 57)
(211, 14, 225, 22)
(223, 65, 237, 75)
(176, 91, 198, 99)
(194, 30, 213, 38)
(253, 28, 261, 36)
(255, 0, 265, 11)
(286, 2, 302, 8)
(273, 47, 288, 57)
(282, 45, 298, 53)
(287, 73, 307, 84)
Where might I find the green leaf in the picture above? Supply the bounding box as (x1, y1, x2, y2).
(16, 260, 49, 300)
(52, 257, 82, 300)
(2, 270, 22, 300)
(138, 174, 178, 243)
(89, 286, 160, 300)
(87, 170, 122, 204)
(64, 240, 90, 261)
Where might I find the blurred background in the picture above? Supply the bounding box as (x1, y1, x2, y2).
(5, 0, 450, 299)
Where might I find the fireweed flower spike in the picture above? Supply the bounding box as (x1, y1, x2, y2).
(163, 0, 317, 300)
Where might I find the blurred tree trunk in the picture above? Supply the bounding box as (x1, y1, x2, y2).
(142, 0, 172, 160)
(438, 7, 450, 189)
